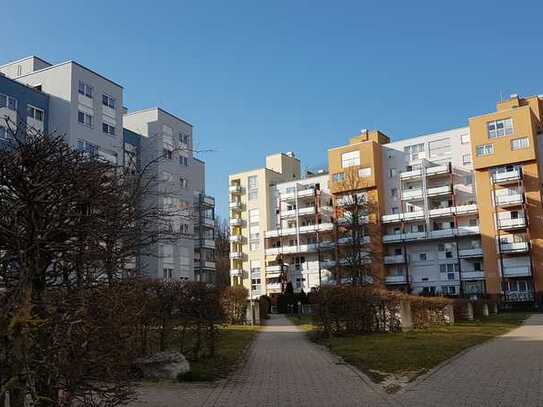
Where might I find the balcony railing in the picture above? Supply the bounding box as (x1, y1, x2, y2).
(503, 291, 534, 302)
(382, 213, 402, 223)
(455, 204, 478, 215)
(403, 211, 425, 221)
(202, 195, 215, 206)
(230, 268, 243, 277)
(429, 207, 454, 218)
(426, 164, 450, 176)
(230, 235, 243, 243)
(382, 204, 478, 223)
(495, 193, 523, 206)
(384, 275, 408, 284)
(492, 169, 521, 184)
(427, 185, 452, 196)
(202, 217, 215, 228)
(461, 271, 485, 280)
(502, 265, 531, 277)
(201, 239, 215, 249)
(500, 241, 529, 253)
(382, 226, 479, 243)
(230, 252, 244, 260)
(384, 255, 405, 264)
(230, 218, 243, 227)
(458, 248, 483, 258)
(229, 185, 242, 194)
(264, 222, 334, 238)
(280, 206, 316, 218)
(382, 231, 426, 242)
(281, 188, 315, 201)
(400, 169, 422, 179)
(401, 189, 423, 200)
(265, 241, 335, 256)
(497, 217, 526, 230)
(229, 201, 242, 211)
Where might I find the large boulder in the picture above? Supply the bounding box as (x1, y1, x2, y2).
(135, 351, 190, 380)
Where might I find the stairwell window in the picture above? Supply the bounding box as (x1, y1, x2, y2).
(476, 144, 494, 156)
(341, 151, 360, 168)
(102, 94, 116, 109)
(102, 122, 115, 136)
(78, 81, 93, 98)
(78, 111, 93, 128)
(487, 118, 513, 139)
(511, 137, 529, 151)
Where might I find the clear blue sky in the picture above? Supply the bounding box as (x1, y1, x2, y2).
(4, 1, 543, 217)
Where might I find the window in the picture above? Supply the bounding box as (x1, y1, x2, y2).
(248, 190, 258, 200)
(179, 156, 188, 166)
(102, 122, 115, 135)
(0, 126, 7, 140)
(465, 175, 473, 185)
(487, 118, 513, 139)
(391, 188, 398, 198)
(102, 94, 115, 109)
(391, 207, 399, 214)
(27, 105, 44, 121)
(78, 81, 93, 98)
(358, 167, 371, 177)
(78, 111, 93, 127)
(0, 94, 17, 111)
(341, 151, 360, 168)
(429, 138, 451, 159)
(474, 262, 482, 271)
(461, 134, 470, 144)
(462, 154, 471, 165)
(180, 177, 188, 189)
(248, 175, 258, 189)
(447, 273, 455, 281)
(163, 149, 173, 159)
(389, 168, 397, 178)
(77, 140, 98, 158)
(250, 241, 259, 251)
(249, 209, 260, 224)
(476, 144, 494, 156)
(511, 137, 529, 151)
(419, 253, 427, 261)
(404, 143, 424, 160)
(469, 218, 478, 226)
(332, 172, 344, 182)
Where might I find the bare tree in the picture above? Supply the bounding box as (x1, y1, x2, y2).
(332, 169, 380, 286)
(214, 216, 231, 289)
(0, 118, 185, 406)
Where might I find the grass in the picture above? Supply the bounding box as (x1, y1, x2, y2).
(179, 325, 259, 382)
(325, 313, 529, 382)
(296, 313, 529, 383)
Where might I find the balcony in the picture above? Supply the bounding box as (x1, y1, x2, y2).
(502, 265, 531, 277)
(385, 275, 408, 284)
(230, 235, 243, 243)
(429, 228, 455, 239)
(230, 252, 244, 260)
(456, 225, 480, 236)
(230, 218, 243, 227)
(403, 211, 425, 221)
(500, 241, 529, 253)
(492, 169, 521, 184)
(429, 207, 454, 218)
(230, 268, 243, 277)
(503, 291, 534, 302)
(382, 231, 426, 242)
(264, 223, 333, 238)
(229, 185, 242, 194)
(280, 206, 316, 218)
(265, 265, 284, 274)
(267, 283, 282, 291)
(384, 255, 405, 264)
(426, 164, 450, 177)
(202, 217, 215, 228)
(229, 201, 242, 211)
(201, 239, 215, 249)
(382, 213, 402, 223)
(202, 195, 215, 206)
(427, 185, 452, 197)
(400, 169, 422, 179)
(459, 248, 483, 258)
(495, 193, 523, 207)
(455, 204, 478, 215)
(281, 188, 315, 201)
(461, 271, 485, 280)
(202, 261, 215, 269)
(497, 217, 526, 230)
(401, 189, 423, 200)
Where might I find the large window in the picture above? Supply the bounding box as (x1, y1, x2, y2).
(404, 143, 424, 160)
(27, 105, 44, 121)
(78, 81, 93, 98)
(102, 94, 115, 109)
(476, 144, 494, 156)
(487, 118, 513, 139)
(78, 111, 93, 127)
(248, 175, 258, 200)
(341, 150, 360, 168)
(511, 137, 529, 151)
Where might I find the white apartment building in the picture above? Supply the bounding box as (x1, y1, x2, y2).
(1, 56, 215, 283)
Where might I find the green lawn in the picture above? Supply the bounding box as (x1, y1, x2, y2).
(293, 313, 529, 383)
(179, 325, 259, 382)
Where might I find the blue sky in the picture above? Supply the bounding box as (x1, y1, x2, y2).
(4, 1, 543, 217)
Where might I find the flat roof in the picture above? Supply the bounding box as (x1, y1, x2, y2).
(125, 107, 193, 127)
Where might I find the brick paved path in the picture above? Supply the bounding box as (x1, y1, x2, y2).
(132, 313, 543, 407)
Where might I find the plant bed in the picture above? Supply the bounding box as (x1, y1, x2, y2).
(178, 325, 259, 382)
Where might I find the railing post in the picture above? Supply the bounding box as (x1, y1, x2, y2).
(399, 300, 413, 331)
(465, 302, 474, 321)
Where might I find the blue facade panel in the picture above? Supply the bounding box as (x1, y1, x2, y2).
(0, 75, 49, 133)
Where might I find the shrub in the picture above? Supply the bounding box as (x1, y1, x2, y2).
(221, 286, 248, 324)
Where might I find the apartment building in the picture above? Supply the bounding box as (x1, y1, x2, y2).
(1, 56, 215, 283)
(0, 73, 49, 145)
(230, 95, 543, 308)
(228, 153, 301, 299)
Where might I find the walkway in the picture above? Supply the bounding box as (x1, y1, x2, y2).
(132, 313, 543, 407)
